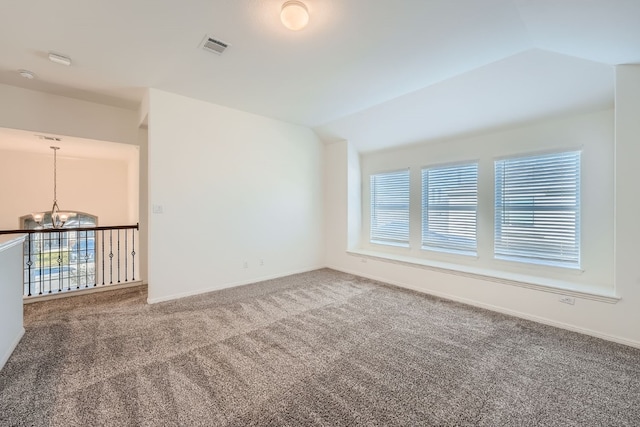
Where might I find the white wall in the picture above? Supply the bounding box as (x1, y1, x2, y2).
(0, 150, 135, 229)
(0, 84, 139, 146)
(612, 65, 640, 344)
(137, 128, 149, 284)
(146, 89, 325, 303)
(326, 101, 639, 346)
(325, 141, 361, 264)
(361, 110, 614, 292)
(0, 236, 25, 371)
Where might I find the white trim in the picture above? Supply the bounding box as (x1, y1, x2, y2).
(0, 235, 25, 252)
(147, 265, 324, 304)
(23, 281, 144, 304)
(0, 327, 25, 372)
(347, 249, 618, 303)
(328, 265, 640, 349)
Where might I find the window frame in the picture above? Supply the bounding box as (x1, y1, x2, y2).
(421, 162, 478, 256)
(369, 168, 411, 248)
(494, 150, 581, 269)
(21, 212, 99, 296)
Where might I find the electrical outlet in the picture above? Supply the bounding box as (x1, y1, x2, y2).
(559, 296, 575, 305)
(243, 261, 248, 269)
(260, 259, 264, 266)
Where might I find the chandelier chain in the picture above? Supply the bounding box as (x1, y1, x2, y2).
(52, 146, 58, 202)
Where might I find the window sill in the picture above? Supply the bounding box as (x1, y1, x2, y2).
(347, 249, 619, 304)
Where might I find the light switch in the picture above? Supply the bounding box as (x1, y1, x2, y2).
(152, 204, 164, 214)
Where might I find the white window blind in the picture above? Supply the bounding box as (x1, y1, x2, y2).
(494, 151, 581, 268)
(370, 170, 410, 247)
(421, 163, 478, 255)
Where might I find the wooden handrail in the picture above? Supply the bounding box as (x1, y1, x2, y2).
(0, 223, 139, 235)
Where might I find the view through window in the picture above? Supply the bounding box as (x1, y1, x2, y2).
(22, 213, 97, 295)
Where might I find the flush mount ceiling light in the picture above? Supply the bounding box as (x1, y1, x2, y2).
(280, 0, 309, 31)
(48, 52, 72, 66)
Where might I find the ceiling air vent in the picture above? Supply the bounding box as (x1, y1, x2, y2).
(36, 135, 62, 142)
(201, 35, 229, 55)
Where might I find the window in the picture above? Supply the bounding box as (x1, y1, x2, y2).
(370, 169, 410, 247)
(21, 212, 97, 295)
(495, 151, 581, 268)
(422, 163, 478, 255)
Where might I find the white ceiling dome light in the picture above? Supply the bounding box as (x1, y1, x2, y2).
(280, 1, 309, 31)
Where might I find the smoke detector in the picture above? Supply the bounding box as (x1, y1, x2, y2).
(19, 69, 36, 79)
(200, 35, 229, 55)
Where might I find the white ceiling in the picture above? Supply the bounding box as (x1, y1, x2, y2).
(0, 0, 638, 153)
(0, 127, 138, 162)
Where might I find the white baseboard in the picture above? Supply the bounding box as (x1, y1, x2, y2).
(328, 265, 640, 350)
(0, 327, 25, 372)
(23, 281, 145, 304)
(147, 265, 325, 304)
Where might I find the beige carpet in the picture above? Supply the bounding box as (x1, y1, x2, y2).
(1, 269, 639, 426)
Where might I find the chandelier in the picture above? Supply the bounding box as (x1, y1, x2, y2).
(32, 146, 76, 228)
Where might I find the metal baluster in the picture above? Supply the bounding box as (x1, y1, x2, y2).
(77, 229, 80, 288)
(58, 231, 63, 292)
(39, 234, 44, 295)
(124, 229, 128, 282)
(84, 231, 89, 288)
(73, 230, 78, 289)
(101, 230, 105, 285)
(77, 230, 81, 289)
(131, 228, 136, 281)
(109, 230, 113, 284)
(26, 235, 33, 297)
(47, 233, 52, 294)
(92, 231, 97, 287)
(1, 224, 139, 297)
(117, 229, 121, 283)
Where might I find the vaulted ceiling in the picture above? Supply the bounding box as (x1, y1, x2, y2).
(1, 0, 639, 152)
